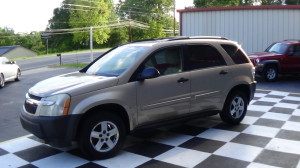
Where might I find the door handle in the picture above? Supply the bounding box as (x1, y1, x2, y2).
(219, 70, 228, 75)
(177, 78, 189, 83)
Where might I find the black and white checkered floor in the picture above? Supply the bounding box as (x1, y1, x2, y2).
(1, 89, 300, 168)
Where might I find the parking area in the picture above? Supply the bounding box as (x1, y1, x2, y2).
(1, 89, 300, 168)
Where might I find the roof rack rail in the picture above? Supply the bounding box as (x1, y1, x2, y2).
(128, 36, 229, 44)
(167, 36, 229, 41)
(189, 36, 228, 40)
(284, 39, 300, 42)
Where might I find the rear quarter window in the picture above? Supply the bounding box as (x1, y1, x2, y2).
(221, 44, 250, 64)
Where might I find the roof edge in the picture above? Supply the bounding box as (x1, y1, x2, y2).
(177, 5, 300, 13)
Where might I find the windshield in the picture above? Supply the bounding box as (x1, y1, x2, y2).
(86, 45, 150, 76)
(265, 43, 289, 54)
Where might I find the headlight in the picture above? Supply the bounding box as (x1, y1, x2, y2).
(36, 94, 71, 116)
(255, 58, 260, 63)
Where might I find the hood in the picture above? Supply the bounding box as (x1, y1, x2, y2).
(29, 72, 118, 97)
(248, 52, 282, 58)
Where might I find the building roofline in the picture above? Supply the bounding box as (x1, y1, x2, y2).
(177, 5, 300, 13)
(0, 45, 37, 57)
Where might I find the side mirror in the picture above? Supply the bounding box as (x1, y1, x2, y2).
(137, 67, 160, 81)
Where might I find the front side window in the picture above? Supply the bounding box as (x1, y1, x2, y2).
(288, 45, 300, 56)
(144, 47, 182, 75)
(187, 45, 226, 70)
(86, 45, 150, 76)
(265, 43, 289, 54)
(221, 44, 249, 64)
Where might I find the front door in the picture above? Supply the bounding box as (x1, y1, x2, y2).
(282, 44, 300, 73)
(136, 46, 191, 125)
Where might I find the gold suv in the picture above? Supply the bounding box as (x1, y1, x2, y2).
(20, 36, 256, 159)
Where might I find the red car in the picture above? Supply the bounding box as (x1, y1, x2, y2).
(248, 40, 300, 81)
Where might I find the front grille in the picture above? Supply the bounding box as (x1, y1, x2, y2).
(24, 94, 42, 115)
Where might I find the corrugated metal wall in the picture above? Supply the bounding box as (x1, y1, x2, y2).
(180, 7, 300, 54)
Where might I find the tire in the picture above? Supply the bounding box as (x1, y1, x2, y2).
(0, 73, 5, 88)
(263, 65, 278, 82)
(220, 91, 248, 125)
(78, 111, 126, 160)
(15, 69, 21, 81)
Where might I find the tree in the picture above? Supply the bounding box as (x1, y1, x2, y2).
(47, 6, 75, 52)
(194, 0, 240, 8)
(0, 27, 16, 46)
(261, 0, 282, 5)
(285, 0, 300, 4)
(119, 0, 176, 40)
(68, 0, 114, 45)
(0, 27, 45, 54)
(16, 32, 44, 53)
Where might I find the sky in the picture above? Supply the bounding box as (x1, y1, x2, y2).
(0, 0, 193, 34)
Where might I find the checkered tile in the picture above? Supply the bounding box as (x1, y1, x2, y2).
(1, 89, 300, 168)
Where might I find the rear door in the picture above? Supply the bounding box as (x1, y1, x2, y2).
(187, 44, 231, 112)
(136, 46, 191, 125)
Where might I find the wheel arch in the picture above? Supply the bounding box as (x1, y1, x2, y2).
(226, 84, 251, 105)
(261, 60, 281, 72)
(75, 103, 130, 140)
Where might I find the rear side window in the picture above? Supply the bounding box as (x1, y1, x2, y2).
(187, 45, 226, 70)
(221, 44, 249, 64)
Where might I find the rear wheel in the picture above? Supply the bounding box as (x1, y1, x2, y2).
(78, 111, 126, 160)
(263, 65, 278, 82)
(220, 91, 248, 125)
(0, 74, 5, 88)
(15, 69, 21, 81)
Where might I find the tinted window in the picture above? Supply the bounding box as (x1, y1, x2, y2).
(144, 47, 182, 75)
(288, 45, 300, 56)
(187, 45, 226, 70)
(221, 44, 249, 64)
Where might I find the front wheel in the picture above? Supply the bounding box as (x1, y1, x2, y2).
(0, 73, 5, 88)
(15, 69, 21, 81)
(78, 111, 126, 160)
(220, 91, 248, 125)
(263, 65, 278, 82)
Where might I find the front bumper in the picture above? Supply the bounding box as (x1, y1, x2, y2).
(20, 109, 82, 147)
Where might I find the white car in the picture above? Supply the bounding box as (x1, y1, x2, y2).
(0, 57, 21, 88)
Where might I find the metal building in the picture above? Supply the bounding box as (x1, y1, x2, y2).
(178, 5, 300, 53)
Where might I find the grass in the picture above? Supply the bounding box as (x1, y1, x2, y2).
(11, 47, 111, 61)
(49, 63, 88, 69)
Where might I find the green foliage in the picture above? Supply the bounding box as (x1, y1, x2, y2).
(106, 28, 129, 47)
(119, 0, 176, 40)
(285, 0, 300, 4)
(194, 0, 240, 7)
(144, 20, 165, 39)
(261, 0, 282, 5)
(0, 28, 44, 54)
(69, 0, 113, 45)
(17, 32, 44, 53)
(0, 27, 16, 46)
(47, 6, 75, 52)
